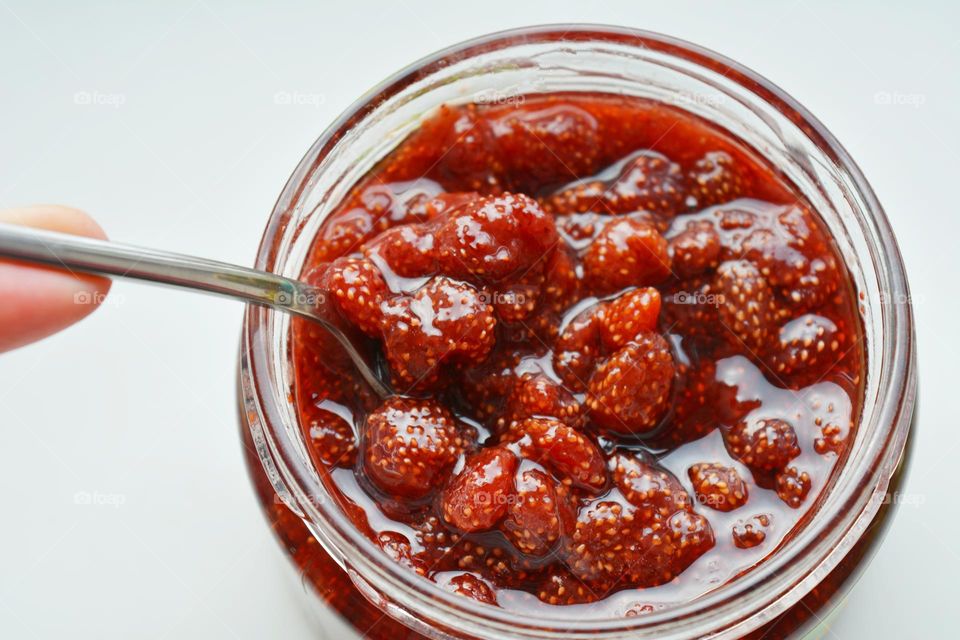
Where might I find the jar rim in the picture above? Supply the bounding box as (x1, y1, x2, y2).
(242, 24, 916, 638)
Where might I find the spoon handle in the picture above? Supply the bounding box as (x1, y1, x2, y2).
(0, 222, 391, 398)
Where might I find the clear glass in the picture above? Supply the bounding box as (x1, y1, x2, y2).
(238, 25, 917, 640)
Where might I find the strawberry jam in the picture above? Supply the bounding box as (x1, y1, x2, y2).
(289, 93, 863, 616)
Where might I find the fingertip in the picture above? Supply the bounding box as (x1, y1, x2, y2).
(0, 205, 112, 353)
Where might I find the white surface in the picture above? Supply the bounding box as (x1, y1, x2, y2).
(0, 1, 953, 638)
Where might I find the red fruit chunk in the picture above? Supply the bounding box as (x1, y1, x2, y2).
(304, 406, 357, 467)
(314, 181, 445, 261)
(490, 265, 543, 323)
(377, 531, 427, 575)
(315, 257, 390, 337)
(688, 462, 749, 512)
(382, 277, 497, 390)
(767, 313, 849, 383)
(583, 218, 671, 294)
(457, 348, 525, 422)
(441, 447, 518, 532)
(444, 573, 497, 605)
(732, 513, 772, 549)
(506, 418, 607, 491)
(565, 497, 714, 589)
(502, 467, 572, 556)
(363, 397, 461, 499)
(491, 105, 600, 189)
(687, 151, 746, 208)
(775, 467, 812, 508)
(365, 224, 437, 278)
(437, 193, 559, 283)
(815, 420, 851, 456)
(724, 417, 801, 473)
(598, 287, 662, 351)
(540, 245, 580, 315)
(587, 333, 675, 436)
(668, 219, 722, 278)
(411, 105, 499, 191)
(714, 260, 779, 353)
(538, 569, 598, 605)
(553, 305, 603, 392)
(612, 452, 692, 519)
(500, 373, 582, 430)
(545, 151, 685, 220)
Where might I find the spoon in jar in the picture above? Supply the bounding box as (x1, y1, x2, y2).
(0, 222, 392, 399)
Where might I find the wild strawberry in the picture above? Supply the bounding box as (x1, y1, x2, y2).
(436, 193, 559, 283)
(553, 305, 603, 392)
(313, 181, 444, 261)
(304, 405, 357, 467)
(724, 417, 800, 473)
(457, 347, 526, 421)
(545, 151, 685, 220)
(766, 313, 849, 385)
(407, 191, 481, 221)
(612, 452, 693, 519)
(775, 467, 811, 508)
(598, 287, 662, 351)
(502, 467, 574, 556)
(687, 151, 746, 208)
(815, 420, 851, 456)
(499, 373, 582, 430)
(688, 463, 749, 512)
(441, 447, 518, 532)
(407, 105, 500, 192)
(732, 513, 772, 549)
(491, 105, 600, 189)
(565, 498, 713, 590)
(377, 530, 428, 575)
(443, 573, 497, 604)
(364, 223, 437, 278)
(713, 260, 780, 354)
(382, 277, 497, 390)
(668, 219, 722, 278)
(540, 244, 580, 315)
(537, 569, 599, 605)
(491, 265, 543, 323)
(652, 358, 721, 448)
(740, 205, 841, 311)
(362, 397, 462, 499)
(506, 418, 607, 491)
(313, 257, 391, 337)
(583, 218, 671, 294)
(587, 333, 675, 436)
(659, 276, 722, 341)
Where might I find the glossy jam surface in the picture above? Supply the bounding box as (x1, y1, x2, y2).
(290, 94, 863, 616)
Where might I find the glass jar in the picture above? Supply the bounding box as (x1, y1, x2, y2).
(238, 25, 917, 640)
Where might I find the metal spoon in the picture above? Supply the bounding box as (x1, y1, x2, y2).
(0, 222, 392, 398)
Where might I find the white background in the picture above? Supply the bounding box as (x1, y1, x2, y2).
(0, 1, 953, 638)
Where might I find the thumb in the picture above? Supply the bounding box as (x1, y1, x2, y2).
(0, 205, 112, 353)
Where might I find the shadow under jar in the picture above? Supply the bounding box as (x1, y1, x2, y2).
(238, 25, 916, 640)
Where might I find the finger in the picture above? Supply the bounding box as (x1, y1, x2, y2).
(0, 205, 112, 353)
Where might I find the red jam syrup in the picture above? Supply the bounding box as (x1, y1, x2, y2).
(289, 93, 863, 617)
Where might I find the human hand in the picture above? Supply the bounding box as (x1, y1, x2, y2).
(0, 205, 111, 353)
